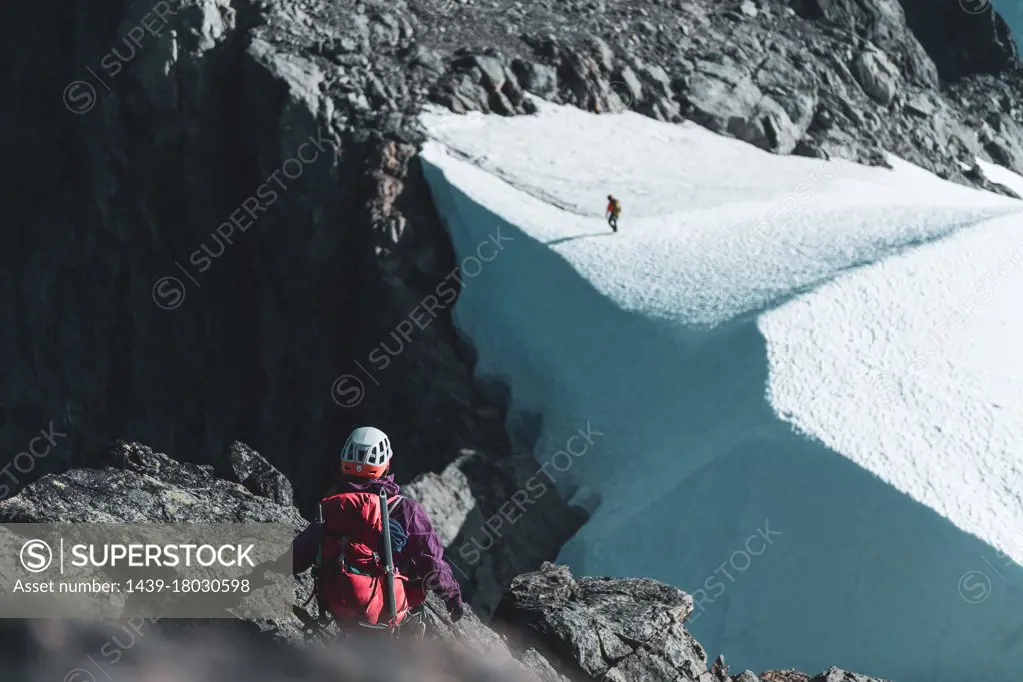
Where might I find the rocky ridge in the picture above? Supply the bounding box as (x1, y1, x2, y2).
(0, 442, 891, 682)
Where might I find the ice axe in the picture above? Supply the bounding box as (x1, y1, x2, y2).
(379, 490, 399, 634)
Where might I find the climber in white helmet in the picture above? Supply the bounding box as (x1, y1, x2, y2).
(291, 426, 464, 633)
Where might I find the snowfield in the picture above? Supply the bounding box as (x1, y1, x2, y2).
(419, 100, 1023, 682)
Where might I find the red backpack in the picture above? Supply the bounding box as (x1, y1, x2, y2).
(314, 491, 410, 626)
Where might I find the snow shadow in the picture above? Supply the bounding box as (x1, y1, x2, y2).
(544, 232, 616, 246)
(420, 154, 1023, 682)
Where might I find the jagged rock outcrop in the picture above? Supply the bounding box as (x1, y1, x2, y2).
(495, 562, 709, 681)
(492, 563, 892, 682)
(0, 440, 312, 640)
(896, 0, 1019, 79)
(217, 440, 295, 507)
(0, 0, 513, 518)
(0, 440, 306, 526)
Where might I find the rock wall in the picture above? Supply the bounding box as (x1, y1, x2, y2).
(0, 0, 511, 517)
(431, 0, 1023, 194)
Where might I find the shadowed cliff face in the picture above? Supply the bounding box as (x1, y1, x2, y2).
(897, 0, 1019, 79)
(794, 0, 1019, 80)
(0, 0, 509, 515)
(994, 0, 1023, 54)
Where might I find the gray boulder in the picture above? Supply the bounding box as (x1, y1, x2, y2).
(810, 667, 894, 682)
(733, 672, 761, 682)
(683, 58, 813, 154)
(434, 50, 536, 116)
(492, 565, 895, 682)
(218, 441, 294, 507)
(980, 112, 1023, 175)
(494, 562, 708, 681)
(0, 440, 311, 639)
(760, 672, 811, 682)
(853, 50, 902, 105)
(511, 59, 559, 99)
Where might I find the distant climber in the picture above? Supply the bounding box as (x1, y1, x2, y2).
(606, 195, 621, 232)
(292, 426, 464, 637)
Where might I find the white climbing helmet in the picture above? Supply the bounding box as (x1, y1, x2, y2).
(341, 426, 393, 478)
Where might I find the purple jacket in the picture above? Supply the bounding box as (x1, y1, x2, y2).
(292, 475, 462, 606)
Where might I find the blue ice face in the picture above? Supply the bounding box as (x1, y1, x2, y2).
(991, 0, 1023, 54)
